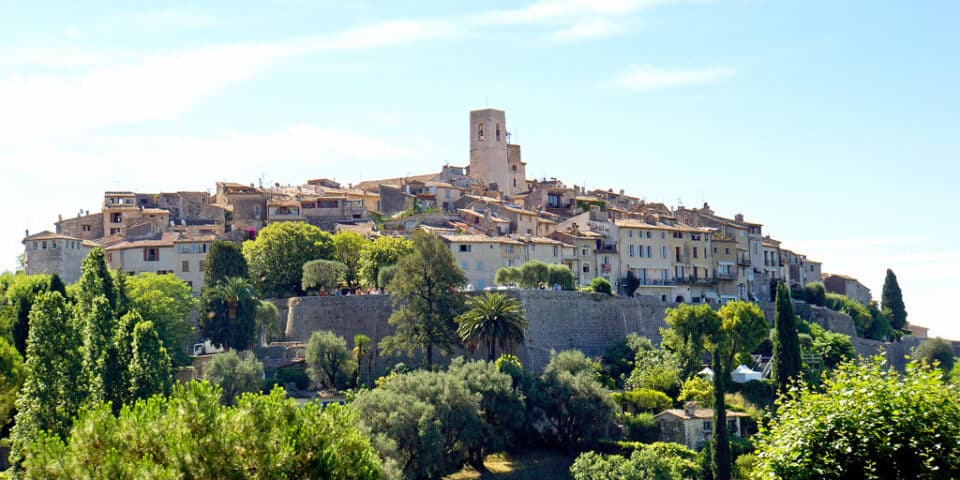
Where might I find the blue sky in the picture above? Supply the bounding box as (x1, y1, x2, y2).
(2, 1, 958, 337)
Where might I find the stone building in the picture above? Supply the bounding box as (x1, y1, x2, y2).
(823, 273, 872, 306)
(469, 109, 526, 197)
(104, 233, 214, 294)
(21, 231, 95, 283)
(656, 404, 749, 451)
(439, 234, 525, 290)
(214, 182, 268, 234)
(55, 211, 104, 241)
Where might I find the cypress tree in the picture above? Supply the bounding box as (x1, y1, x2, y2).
(8, 292, 83, 473)
(203, 240, 249, 286)
(47, 273, 66, 297)
(771, 283, 801, 394)
(80, 295, 115, 404)
(75, 248, 117, 313)
(882, 269, 907, 330)
(129, 320, 173, 401)
(104, 311, 141, 412)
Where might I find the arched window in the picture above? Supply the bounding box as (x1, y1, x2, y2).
(477, 123, 485, 141)
(496, 123, 501, 142)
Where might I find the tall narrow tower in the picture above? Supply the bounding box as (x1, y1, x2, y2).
(469, 109, 526, 197)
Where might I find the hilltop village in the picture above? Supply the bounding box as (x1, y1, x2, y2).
(23, 108, 880, 311)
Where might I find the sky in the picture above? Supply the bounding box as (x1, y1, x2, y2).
(2, 0, 958, 337)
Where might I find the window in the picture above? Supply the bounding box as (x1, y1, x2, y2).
(661, 246, 667, 258)
(254, 205, 262, 217)
(476, 260, 484, 270)
(582, 248, 588, 256)
(318, 200, 339, 208)
(199, 260, 205, 271)
(646, 246, 652, 258)
(673, 232, 682, 239)
(553, 245, 558, 257)
(460, 261, 469, 270)
(725, 248, 730, 254)
(714, 248, 718, 254)
(477, 123, 485, 141)
(496, 123, 501, 142)
(583, 264, 590, 273)
(82, 224, 91, 232)
(727, 419, 738, 433)
(42, 241, 47, 249)
(157, 270, 173, 275)
(182, 260, 190, 272)
(143, 248, 159, 262)
(111, 212, 122, 223)
(703, 421, 712, 433)
(629, 245, 634, 257)
(675, 247, 681, 262)
(110, 228, 121, 235)
(628, 230, 633, 238)
(691, 234, 701, 241)
(459, 244, 472, 252)
(52, 241, 57, 249)
(646, 231, 652, 238)
(693, 248, 698, 259)
(661, 232, 666, 239)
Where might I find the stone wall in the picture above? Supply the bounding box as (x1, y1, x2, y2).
(283, 291, 673, 372)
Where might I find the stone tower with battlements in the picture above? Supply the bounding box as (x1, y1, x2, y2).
(469, 108, 526, 197)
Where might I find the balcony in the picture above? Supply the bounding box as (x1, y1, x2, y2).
(737, 256, 751, 266)
(637, 279, 677, 287)
(596, 244, 618, 254)
(716, 271, 738, 280)
(676, 275, 717, 285)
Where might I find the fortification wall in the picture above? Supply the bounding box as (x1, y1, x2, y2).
(512, 291, 672, 371)
(283, 291, 674, 372)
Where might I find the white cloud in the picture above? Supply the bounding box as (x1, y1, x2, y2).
(551, 18, 626, 41)
(480, 0, 673, 24)
(0, 18, 461, 143)
(611, 64, 736, 91)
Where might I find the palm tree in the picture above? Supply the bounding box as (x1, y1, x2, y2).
(209, 277, 258, 350)
(455, 293, 527, 361)
(352, 333, 373, 387)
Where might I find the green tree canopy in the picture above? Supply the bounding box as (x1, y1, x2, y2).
(9, 292, 84, 473)
(19, 382, 383, 479)
(358, 236, 413, 288)
(519, 261, 550, 288)
(800, 282, 826, 306)
(255, 300, 281, 346)
(380, 230, 467, 367)
(202, 350, 264, 405)
(590, 277, 613, 295)
(456, 292, 528, 361)
(0, 336, 25, 433)
(537, 350, 616, 450)
(494, 266, 522, 286)
(882, 268, 907, 330)
(547, 264, 576, 290)
(302, 259, 347, 294)
(75, 248, 118, 313)
(332, 230, 368, 288)
(126, 272, 198, 365)
(242, 221, 334, 297)
(571, 443, 701, 480)
(915, 337, 956, 378)
(771, 283, 802, 394)
(128, 320, 173, 401)
(752, 357, 960, 480)
(0, 273, 51, 357)
(203, 240, 249, 286)
(199, 276, 259, 350)
(305, 330, 353, 389)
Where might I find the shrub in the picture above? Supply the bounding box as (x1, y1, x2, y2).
(623, 412, 658, 443)
(302, 259, 347, 294)
(622, 388, 672, 413)
(590, 277, 613, 295)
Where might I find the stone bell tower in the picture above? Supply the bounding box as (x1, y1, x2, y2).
(469, 108, 526, 197)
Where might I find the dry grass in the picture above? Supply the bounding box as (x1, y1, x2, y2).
(444, 449, 574, 480)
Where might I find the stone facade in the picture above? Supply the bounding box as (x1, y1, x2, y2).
(22, 231, 94, 283)
(469, 109, 526, 197)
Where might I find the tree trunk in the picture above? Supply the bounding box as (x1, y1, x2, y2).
(426, 343, 433, 369)
(488, 341, 496, 362)
(712, 349, 731, 480)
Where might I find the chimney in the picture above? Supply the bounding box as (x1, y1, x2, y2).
(735, 213, 744, 222)
(684, 401, 697, 418)
(25, 229, 29, 238)
(85, 210, 90, 216)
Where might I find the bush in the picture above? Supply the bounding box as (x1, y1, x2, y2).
(305, 330, 355, 389)
(801, 282, 826, 306)
(19, 382, 382, 479)
(547, 264, 575, 291)
(520, 261, 550, 288)
(623, 412, 658, 443)
(202, 350, 265, 405)
(622, 388, 672, 413)
(570, 443, 701, 480)
(590, 277, 613, 295)
(494, 266, 522, 286)
(730, 379, 776, 409)
(678, 375, 713, 407)
(302, 259, 347, 294)
(376, 264, 398, 291)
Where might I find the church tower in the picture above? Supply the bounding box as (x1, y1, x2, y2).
(469, 109, 526, 197)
